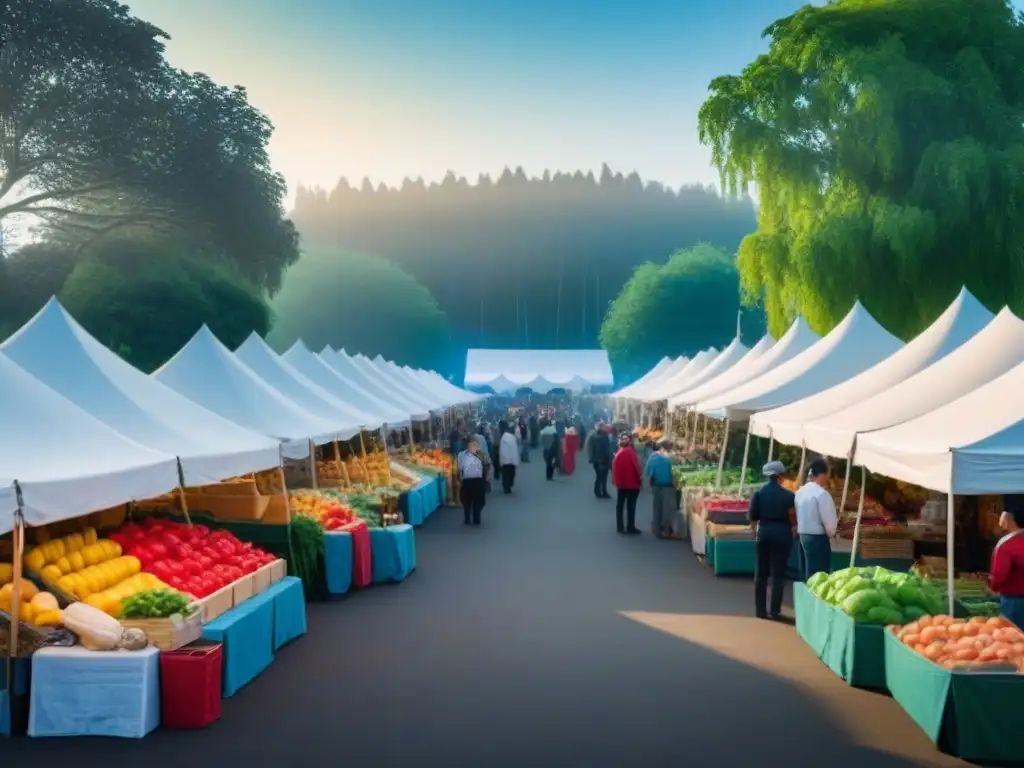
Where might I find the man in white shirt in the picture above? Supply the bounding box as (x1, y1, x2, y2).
(458, 437, 487, 525)
(498, 424, 521, 494)
(795, 457, 838, 581)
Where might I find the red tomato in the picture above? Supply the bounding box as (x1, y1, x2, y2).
(175, 543, 195, 560)
(162, 532, 183, 549)
(215, 539, 237, 556)
(197, 555, 214, 569)
(133, 545, 152, 564)
(167, 560, 185, 575)
(148, 542, 169, 560)
(181, 558, 203, 576)
(150, 560, 174, 581)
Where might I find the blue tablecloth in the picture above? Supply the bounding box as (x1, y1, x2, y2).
(323, 530, 354, 595)
(202, 593, 275, 698)
(436, 475, 448, 509)
(403, 478, 440, 525)
(370, 524, 417, 583)
(29, 646, 160, 738)
(261, 576, 308, 649)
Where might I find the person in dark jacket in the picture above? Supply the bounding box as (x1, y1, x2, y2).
(749, 460, 796, 620)
(529, 414, 540, 447)
(612, 433, 642, 535)
(585, 422, 613, 499)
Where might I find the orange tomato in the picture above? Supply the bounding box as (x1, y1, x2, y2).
(963, 622, 981, 637)
(902, 633, 921, 647)
(968, 616, 988, 626)
(921, 625, 948, 644)
(918, 616, 934, 628)
(924, 641, 946, 661)
(979, 646, 1000, 663)
(903, 621, 921, 636)
(947, 623, 966, 640)
(954, 646, 979, 661)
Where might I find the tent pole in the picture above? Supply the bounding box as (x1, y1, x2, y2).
(332, 440, 349, 487)
(715, 418, 730, 489)
(767, 434, 775, 462)
(838, 453, 853, 521)
(947, 458, 956, 615)
(9, 487, 24, 658)
(701, 415, 709, 448)
(797, 445, 807, 485)
(308, 439, 319, 490)
(175, 458, 193, 526)
(849, 467, 867, 567)
(738, 430, 751, 494)
(692, 409, 699, 445)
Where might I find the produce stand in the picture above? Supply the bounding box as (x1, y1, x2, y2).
(883, 629, 1024, 763)
(793, 583, 886, 690)
(705, 534, 756, 576)
(402, 476, 442, 526)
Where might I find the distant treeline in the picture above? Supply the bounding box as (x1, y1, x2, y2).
(292, 165, 757, 352)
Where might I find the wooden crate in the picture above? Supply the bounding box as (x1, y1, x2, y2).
(269, 559, 286, 583)
(185, 493, 270, 521)
(121, 609, 203, 651)
(252, 563, 273, 594)
(858, 537, 915, 560)
(197, 585, 234, 623)
(194, 479, 259, 497)
(231, 572, 255, 605)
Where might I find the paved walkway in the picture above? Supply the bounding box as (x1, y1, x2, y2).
(8, 457, 965, 766)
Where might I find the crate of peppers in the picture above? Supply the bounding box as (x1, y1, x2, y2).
(118, 587, 204, 651)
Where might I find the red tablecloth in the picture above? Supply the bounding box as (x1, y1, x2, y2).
(562, 434, 579, 475)
(341, 519, 372, 588)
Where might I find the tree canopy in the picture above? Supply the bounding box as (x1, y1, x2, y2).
(1, 0, 298, 292)
(599, 244, 766, 381)
(267, 248, 452, 373)
(698, 0, 1024, 338)
(59, 232, 271, 372)
(294, 166, 756, 351)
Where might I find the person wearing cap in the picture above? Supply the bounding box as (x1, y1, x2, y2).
(457, 436, 487, 525)
(748, 460, 796, 620)
(795, 457, 838, 581)
(990, 497, 1024, 628)
(645, 439, 678, 539)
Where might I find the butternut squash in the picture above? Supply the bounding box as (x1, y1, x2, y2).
(62, 602, 122, 650)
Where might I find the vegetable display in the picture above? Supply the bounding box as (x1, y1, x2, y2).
(110, 518, 276, 599)
(0, 580, 64, 627)
(892, 616, 1024, 671)
(120, 588, 195, 619)
(807, 566, 950, 625)
(290, 492, 358, 530)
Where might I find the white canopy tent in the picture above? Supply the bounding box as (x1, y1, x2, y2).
(633, 349, 719, 402)
(464, 349, 613, 393)
(654, 339, 750, 402)
(855, 358, 1024, 495)
(282, 343, 410, 428)
(616, 356, 690, 399)
(235, 334, 381, 432)
(612, 357, 674, 398)
(670, 320, 819, 409)
(0, 351, 179, 534)
(668, 335, 777, 409)
(1, 298, 283, 485)
(358, 354, 445, 414)
(803, 307, 1024, 459)
(751, 288, 994, 446)
(404, 366, 483, 404)
(154, 327, 343, 458)
(395, 365, 464, 406)
(694, 303, 903, 422)
(320, 349, 428, 421)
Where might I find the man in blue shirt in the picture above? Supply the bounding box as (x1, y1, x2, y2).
(645, 439, 677, 539)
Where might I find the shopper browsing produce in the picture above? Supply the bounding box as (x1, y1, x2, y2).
(795, 458, 838, 582)
(990, 498, 1024, 628)
(748, 460, 796, 621)
(458, 436, 487, 526)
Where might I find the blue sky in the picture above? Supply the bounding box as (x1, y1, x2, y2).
(122, 0, 1022, 197)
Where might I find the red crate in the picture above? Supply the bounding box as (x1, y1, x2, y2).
(160, 641, 223, 729)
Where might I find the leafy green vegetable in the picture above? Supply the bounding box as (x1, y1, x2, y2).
(120, 588, 194, 619)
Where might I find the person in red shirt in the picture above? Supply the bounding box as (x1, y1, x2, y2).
(990, 506, 1024, 629)
(612, 433, 642, 535)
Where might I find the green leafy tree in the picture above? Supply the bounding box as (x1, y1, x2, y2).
(59, 232, 270, 372)
(599, 244, 766, 381)
(1, 0, 297, 292)
(698, 0, 1024, 338)
(268, 248, 451, 372)
(0, 241, 76, 330)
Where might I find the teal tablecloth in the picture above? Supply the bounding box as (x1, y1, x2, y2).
(202, 595, 275, 697)
(403, 478, 440, 526)
(370, 524, 417, 583)
(706, 535, 756, 576)
(884, 630, 1024, 763)
(262, 576, 308, 649)
(794, 583, 886, 690)
(323, 530, 353, 595)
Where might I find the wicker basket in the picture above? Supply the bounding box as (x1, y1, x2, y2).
(120, 609, 203, 651)
(858, 538, 915, 560)
(185, 493, 270, 521)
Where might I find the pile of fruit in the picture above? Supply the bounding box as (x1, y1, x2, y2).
(289, 492, 358, 530)
(110, 519, 277, 599)
(807, 566, 949, 625)
(411, 448, 454, 472)
(892, 615, 1024, 670)
(0, 580, 64, 627)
